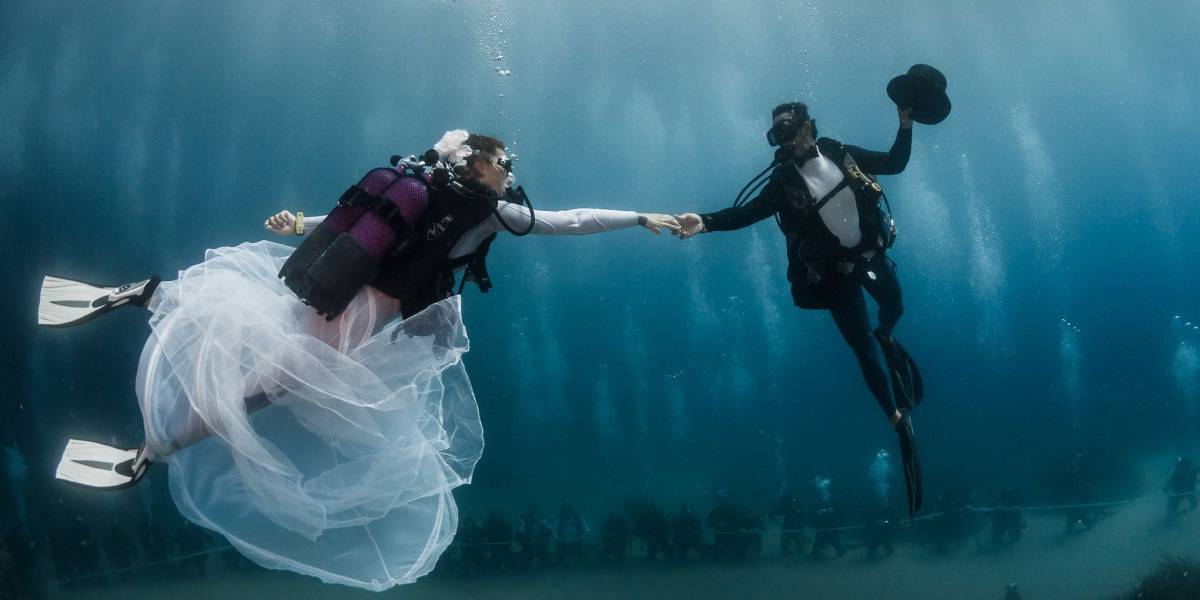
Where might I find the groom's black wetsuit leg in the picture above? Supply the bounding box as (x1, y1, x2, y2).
(862, 254, 904, 338)
(827, 255, 903, 416)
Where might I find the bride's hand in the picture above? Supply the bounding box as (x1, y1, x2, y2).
(265, 211, 297, 235)
(639, 213, 681, 235)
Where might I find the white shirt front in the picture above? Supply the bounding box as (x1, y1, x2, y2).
(796, 149, 861, 249)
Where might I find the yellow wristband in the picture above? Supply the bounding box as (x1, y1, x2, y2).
(295, 211, 305, 236)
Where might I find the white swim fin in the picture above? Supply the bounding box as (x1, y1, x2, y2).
(38, 275, 160, 327)
(55, 439, 150, 490)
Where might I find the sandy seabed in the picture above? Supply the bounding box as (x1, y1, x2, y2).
(45, 495, 1200, 600)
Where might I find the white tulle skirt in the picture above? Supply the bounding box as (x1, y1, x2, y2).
(134, 241, 484, 590)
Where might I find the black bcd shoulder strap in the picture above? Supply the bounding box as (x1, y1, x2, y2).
(452, 232, 498, 295)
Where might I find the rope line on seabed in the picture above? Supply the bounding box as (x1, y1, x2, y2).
(51, 546, 235, 585)
(43, 491, 1195, 585)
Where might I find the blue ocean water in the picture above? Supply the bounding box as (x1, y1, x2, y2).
(3, 1, 1200, 598)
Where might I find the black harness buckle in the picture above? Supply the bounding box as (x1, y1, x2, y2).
(337, 185, 368, 208)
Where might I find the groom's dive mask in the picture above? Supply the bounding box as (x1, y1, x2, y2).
(766, 117, 815, 147)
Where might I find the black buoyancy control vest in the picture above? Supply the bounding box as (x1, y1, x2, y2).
(371, 181, 500, 318)
(775, 137, 895, 262)
(280, 161, 502, 321)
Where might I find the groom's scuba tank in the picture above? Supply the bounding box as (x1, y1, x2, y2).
(278, 152, 440, 320)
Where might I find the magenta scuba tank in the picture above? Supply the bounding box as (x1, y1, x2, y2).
(278, 161, 430, 319)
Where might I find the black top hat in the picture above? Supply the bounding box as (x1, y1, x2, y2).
(887, 64, 951, 125)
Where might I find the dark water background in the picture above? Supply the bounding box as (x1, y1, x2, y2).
(3, 1, 1200, 597)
